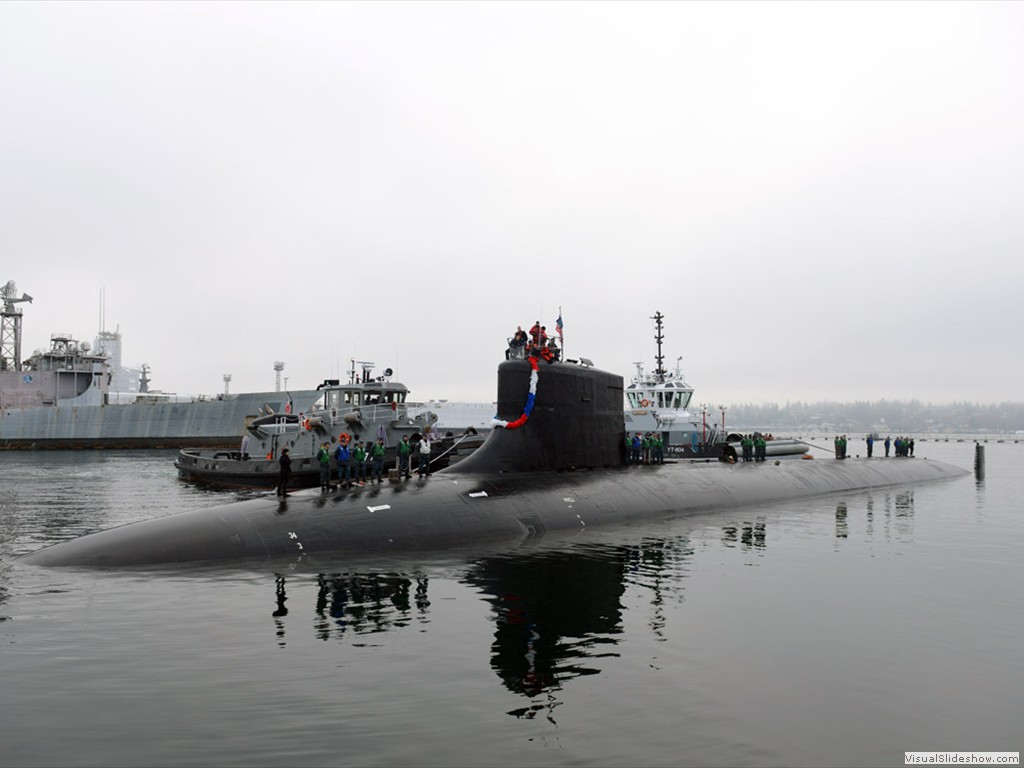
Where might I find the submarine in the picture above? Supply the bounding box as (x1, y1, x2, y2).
(21, 355, 969, 567)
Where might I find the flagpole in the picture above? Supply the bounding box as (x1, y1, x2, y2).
(558, 306, 563, 358)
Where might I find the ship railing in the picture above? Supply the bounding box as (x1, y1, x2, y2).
(335, 402, 412, 430)
(506, 338, 527, 360)
(507, 337, 561, 360)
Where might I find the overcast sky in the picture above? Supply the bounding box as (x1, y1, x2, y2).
(2, 1, 1021, 406)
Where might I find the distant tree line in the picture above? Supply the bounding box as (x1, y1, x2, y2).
(723, 400, 1024, 434)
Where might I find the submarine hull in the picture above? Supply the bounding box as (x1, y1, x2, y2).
(21, 358, 969, 567)
(21, 457, 967, 567)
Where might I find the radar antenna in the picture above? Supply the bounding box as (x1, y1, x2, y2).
(351, 359, 375, 384)
(1, 280, 34, 371)
(651, 311, 666, 383)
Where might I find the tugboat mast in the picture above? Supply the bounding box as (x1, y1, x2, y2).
(651, 311, 666, 384)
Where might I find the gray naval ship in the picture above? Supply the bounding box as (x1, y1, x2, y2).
(0, 282, 321, 450)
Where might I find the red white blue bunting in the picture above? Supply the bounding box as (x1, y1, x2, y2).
(492, 356, 540, 430)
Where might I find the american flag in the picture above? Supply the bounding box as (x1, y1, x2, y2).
(556, 310, 563, 338)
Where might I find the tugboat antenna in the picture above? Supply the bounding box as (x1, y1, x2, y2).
(651, 311, 666, 383)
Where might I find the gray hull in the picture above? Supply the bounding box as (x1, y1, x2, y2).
(0, 390, 322, 450)
(21, 455, 966, 567)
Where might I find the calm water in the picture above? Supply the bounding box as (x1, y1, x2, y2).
(1, 442, 1021, 767)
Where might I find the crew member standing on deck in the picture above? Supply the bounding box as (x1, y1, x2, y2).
(508, 326, 528, 360)
(631, 432, 642, 466)
(277, 448, 291, 497)
(418, 435, 431, 477)
(353, 441, 367, 484)
(317, 442, 331, 492)
(335, 440, 352, 488)
(529, 321, 542, 346)
(546, 335, 560, 361)
(371, 438, 386, 483)
(397, 435, 412, 479)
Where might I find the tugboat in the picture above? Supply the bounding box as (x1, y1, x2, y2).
(623, 312, 808, 460)
(175, 360, 481, 490)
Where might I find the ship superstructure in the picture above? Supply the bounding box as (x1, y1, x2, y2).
(0, 283, 321, 449)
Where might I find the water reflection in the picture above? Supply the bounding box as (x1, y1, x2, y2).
(836, 501, 848, 540)
(269, 537, 697, 721)
(272, 574, 288, 646)
(886, 489, 915, 542)
(310, 572, 430, 641)
(625, 537, 694, 642)
(465, 547, 629, 711)
(825, 490, 916, 543)
(722, 520, 767, 550)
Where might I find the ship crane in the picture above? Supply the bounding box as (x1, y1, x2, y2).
(1, 280, 34, 370)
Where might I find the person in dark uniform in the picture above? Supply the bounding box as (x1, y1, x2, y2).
(277, 448, 291, 497)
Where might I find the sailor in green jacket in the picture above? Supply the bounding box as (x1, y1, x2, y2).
(647, 433, 661, 464)
(353, 441, 368, 484)
(370, 438, 386, 483)
(397, 435, 412, 479)
(316, 442, 331, 491)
